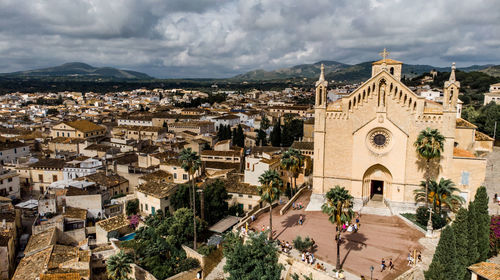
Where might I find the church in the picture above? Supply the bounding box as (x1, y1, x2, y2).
(312, 50, 493, 213)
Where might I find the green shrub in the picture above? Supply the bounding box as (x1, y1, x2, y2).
(292, 236, 313, 252)
(198, 244, 216, 256)
(415, 206, 447, 230)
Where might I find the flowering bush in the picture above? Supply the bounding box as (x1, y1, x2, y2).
(490, 215, 500, 257)
(129, 214, 140, 229)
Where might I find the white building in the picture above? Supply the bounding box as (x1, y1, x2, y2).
(210, 114, 240, 130)
(419, 89, 442, 101)
(244, 151, 281, 186)
(484, 82, 500, 105)
(117, 116, 153, 127)
(63, 158, 103, 180)
(0, 167, 20, 199)
(0, 141, 30, 165)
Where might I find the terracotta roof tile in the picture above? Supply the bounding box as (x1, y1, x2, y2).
(468, 262, 500, 280)
(64, 120, 104, 133)
(453, 147, 475, 158)
(456, 118, 478, 129)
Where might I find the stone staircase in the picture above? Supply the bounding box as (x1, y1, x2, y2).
(360, 194, 393, 216)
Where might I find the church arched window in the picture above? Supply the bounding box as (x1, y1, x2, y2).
(390, 67, 394, 75)
(399, 91, 402, 101)
(390, 83, 393, 93)
(372, 83, 375, 92)
(413, 102, 417, 111)
(348, 100, 352, 110)
(409, 98, 412, 107)
(404, 94, 407, 105)
(353, 96, 356, 107)
(368, 87, 371, 95)
(363, 90, 366, 100)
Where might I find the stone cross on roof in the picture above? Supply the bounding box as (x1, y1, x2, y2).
(379, 48, 389, 61)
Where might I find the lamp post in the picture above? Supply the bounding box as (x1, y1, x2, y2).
(370, 266, 374, 280)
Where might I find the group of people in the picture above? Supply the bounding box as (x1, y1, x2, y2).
(340, 214, 361, 233)
(301, 251, 316, 265)
(407, 250, 422, 266)
(380, 258, 394, 272)
(292, 202, 304, 210)
(276, 239, 293, 253)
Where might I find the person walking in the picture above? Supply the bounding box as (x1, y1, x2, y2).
(380, 258, 386, 272)
(389, 258, 394, 270)
(299, 215, 303, 225)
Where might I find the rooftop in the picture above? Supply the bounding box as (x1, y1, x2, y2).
(456, 117, 478, 129)
(30, 158, 66, 169)
(468, 262, 500, 280)
(64, 119, 104, 133)
(96, 214, 129, 232)
(24, 227, 57, 255)
(453, 147, 475, 158)
(76, 172, 128, 187)
(136, 181, 177, 199)
(291, 141, 314, 151)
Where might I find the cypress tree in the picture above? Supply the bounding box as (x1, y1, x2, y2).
(452, 208, 469, 280)
(425, 226, 458, 280)
(467, 201, 479, 265)
(473, 186, 490, 262)
(270, 122, 282, 147)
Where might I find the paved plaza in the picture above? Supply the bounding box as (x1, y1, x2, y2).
(250, 191, 424, 280)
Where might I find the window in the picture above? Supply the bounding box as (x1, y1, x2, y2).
(141, 203, 143, 211)
(183, 174, 188, 180)
(174, 173, 177, 179)
(9, 187, 12, 192)
(461, 171, 470, 186)
(38, 174, 43, 182)
(248, 195, 252, 198)
(238, 194, 243, 197)
(165, 207, 169, 214)
(52, 175, 58, 182)
(145, 204, 148, 211)
(151, 207, 155, 215)
(8, 178, 12, 182)
(248, 204, 253, 210)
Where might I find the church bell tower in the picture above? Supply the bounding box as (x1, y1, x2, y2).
(313, 64, 328, 193)
(443, 62, 460, 111)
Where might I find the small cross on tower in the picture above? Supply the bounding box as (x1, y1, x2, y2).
(379, 48, 389, 61)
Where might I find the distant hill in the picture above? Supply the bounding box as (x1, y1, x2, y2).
(233, 61, 496, 82)
(0, 62, 152, 80)
(480, 65, 500, 77)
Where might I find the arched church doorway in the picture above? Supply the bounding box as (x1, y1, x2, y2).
(362, 164, 392, 201)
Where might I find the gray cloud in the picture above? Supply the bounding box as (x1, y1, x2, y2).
(0, 0, 499, 78)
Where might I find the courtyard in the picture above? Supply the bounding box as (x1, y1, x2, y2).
(250, 190, 424, 280)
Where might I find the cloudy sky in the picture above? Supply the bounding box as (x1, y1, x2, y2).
(0, 0, 499, 78)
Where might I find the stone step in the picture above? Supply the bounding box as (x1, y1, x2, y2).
(360, 205, 393, 216)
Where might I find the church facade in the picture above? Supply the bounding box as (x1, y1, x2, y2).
(312, 51, 492, 213)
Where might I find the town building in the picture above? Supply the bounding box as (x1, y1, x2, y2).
(483, 82, 500, 105)
(50, 119, 106, 139)
(312, 52, 493, 213)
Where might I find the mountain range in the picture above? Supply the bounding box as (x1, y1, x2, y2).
(1, 61, 499, 82)
(0, 62, 152, 80)
(232, 61, 498, 82)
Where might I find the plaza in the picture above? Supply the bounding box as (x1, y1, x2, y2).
(250, 190, 424, 280)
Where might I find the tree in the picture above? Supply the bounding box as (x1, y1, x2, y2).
(257, 129, 267, 146)
(466, 201, 480, 266)
(414, 178, 464, 214)
(270, 122, 282, 147)
(425, 226, 458, 280)
(126, 199, 139, 216)
(258, 170, 283, 240)
(218, 125, 232, 141)
(473, 186, 490, 261)
(281, 117, 304, 147)
(179, 148, 201, 250)
(260, 115, 270, 130)
(232, 124, 245, 148)
(451, 208, 469, 280)
(475, 102, 500, 138)
(321, 186, 354, 270)
(281, 148, 305, 197)
(170, 184, 192, 210)
(414, 128, 445, 233)
(203, 179, 229, 225)
(223, 232, 283, 280)
(107, 251, 133, 280)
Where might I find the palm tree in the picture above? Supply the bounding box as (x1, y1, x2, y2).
(258, 169, 283, 240)
(414, 178, 465, 214)
(281, 148, 305, 197)
(106, 251, 133, 280)
(179, 148, 202, 250)
(414, 128, 445, 233)
(321, 186, 354, 270)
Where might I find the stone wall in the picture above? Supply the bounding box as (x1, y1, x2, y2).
(165, 268, 199, 280)
(130, 264, 159, 280)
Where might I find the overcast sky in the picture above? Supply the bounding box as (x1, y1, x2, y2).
(0, 0, 499, 78)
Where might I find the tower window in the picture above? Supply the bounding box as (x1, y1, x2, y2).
(390, 67, 394, 75)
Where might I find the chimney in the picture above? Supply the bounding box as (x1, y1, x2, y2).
(1, 219, 5, 228)
(62, 206, 66, 213)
